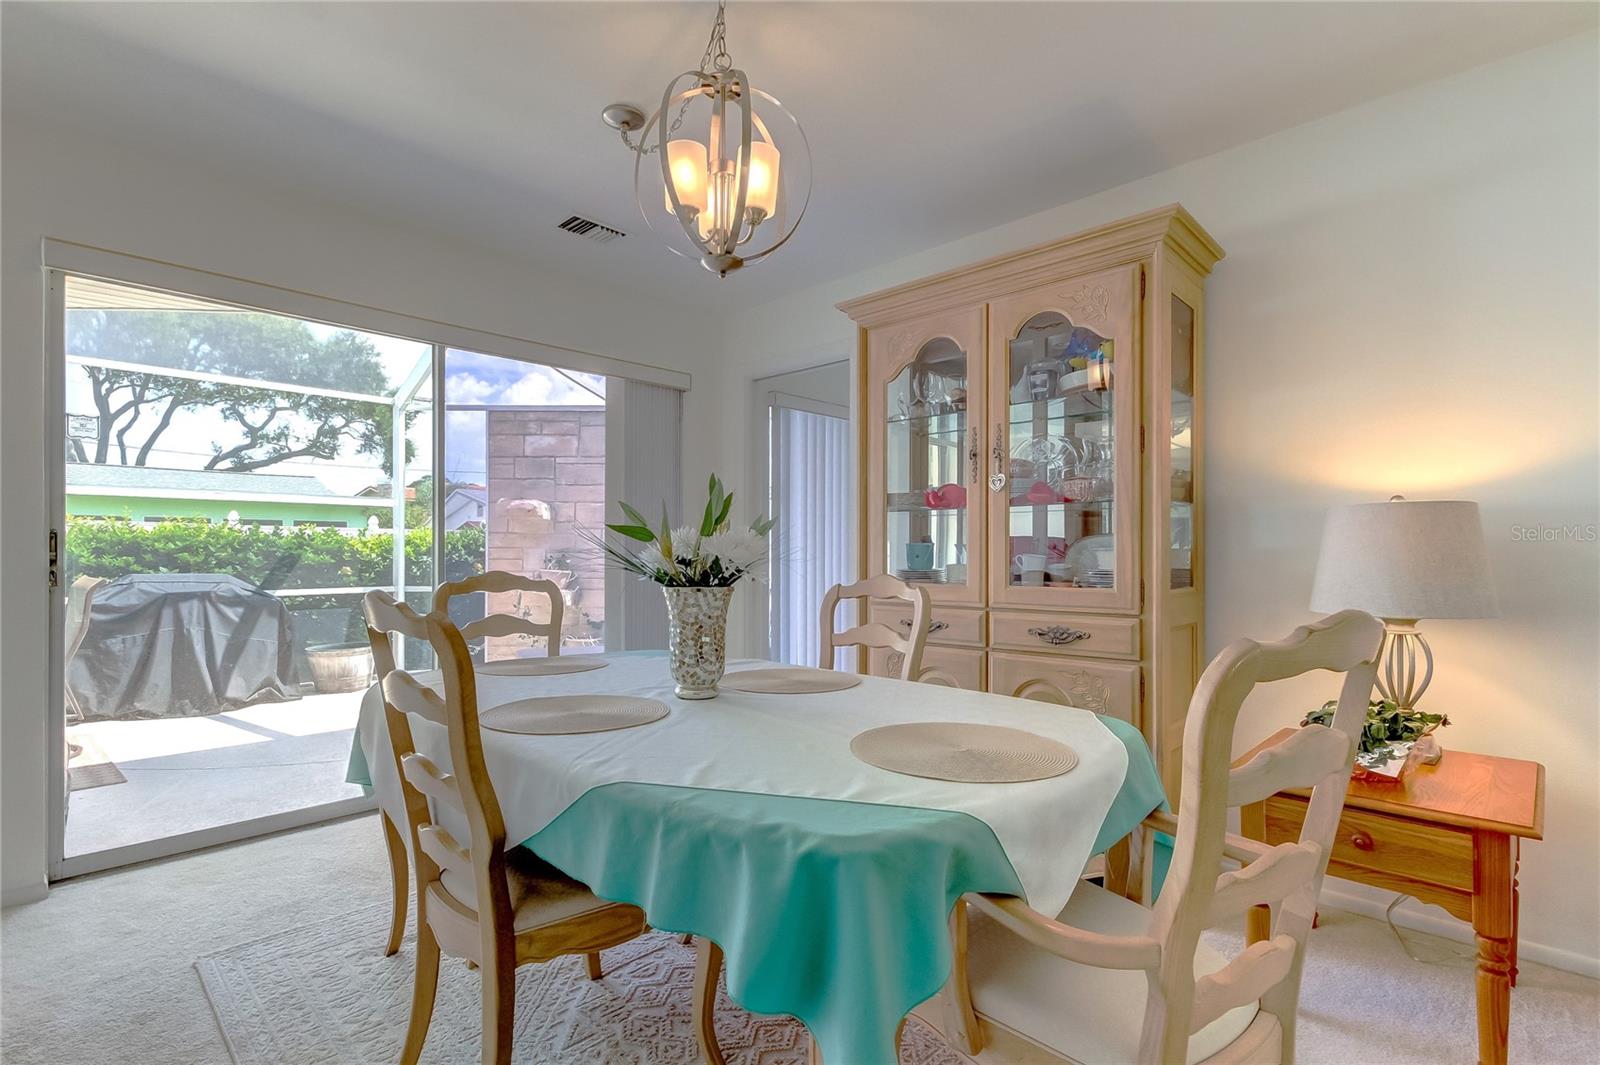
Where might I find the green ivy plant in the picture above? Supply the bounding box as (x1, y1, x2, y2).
(1301, 698, 1450, 764)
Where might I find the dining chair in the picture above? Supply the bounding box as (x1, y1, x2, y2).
(362, 591, 647, 1065)
(818, 573, 931, 681)
(434, 570, 567, 658)
(933, 609, 1383, 1065)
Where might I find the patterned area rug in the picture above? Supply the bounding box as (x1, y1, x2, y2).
(198, 903, 970, 1064)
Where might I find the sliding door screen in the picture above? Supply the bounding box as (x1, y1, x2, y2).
(58, 276, 434, 862)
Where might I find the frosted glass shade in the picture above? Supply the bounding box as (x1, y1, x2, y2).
(1310, 499, 1497, 620)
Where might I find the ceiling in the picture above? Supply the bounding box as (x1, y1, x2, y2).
(4, 2, 1594, 310)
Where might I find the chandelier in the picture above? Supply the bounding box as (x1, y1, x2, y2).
(602, 1, 810, 277)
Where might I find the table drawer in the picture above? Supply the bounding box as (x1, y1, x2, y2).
(990, 610, 1139, 660)
(868, 645, 984, 690)
(1264, 795, 1474, 893)
(870, 601, 983, 647)
(987, 651, 1138, 724)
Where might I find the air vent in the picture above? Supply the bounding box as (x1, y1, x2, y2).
(557, 215, 626, 244)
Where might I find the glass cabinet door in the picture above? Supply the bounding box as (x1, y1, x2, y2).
(987, 267, 1141, 611)
(866, 308, 985, 605)
(1168, 294, 1196, 591)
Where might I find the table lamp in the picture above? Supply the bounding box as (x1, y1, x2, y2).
(1310, 496, 1497, 717)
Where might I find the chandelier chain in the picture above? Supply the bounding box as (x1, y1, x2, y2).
(701, 1, 733, 74)
(619, 1, 727, 154)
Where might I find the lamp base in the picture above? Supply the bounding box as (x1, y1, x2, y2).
(1377, 618, 1434, 713)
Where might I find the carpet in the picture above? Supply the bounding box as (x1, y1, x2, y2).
(197, 905, 969, 1065)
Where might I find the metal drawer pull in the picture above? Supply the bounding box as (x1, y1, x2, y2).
(1028, 625, 1091, 646)
(899, 619, 949, 635)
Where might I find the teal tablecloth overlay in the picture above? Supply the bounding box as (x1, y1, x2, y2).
(527, 783, 1022, 1065)
(344, 711, 1167, 1064)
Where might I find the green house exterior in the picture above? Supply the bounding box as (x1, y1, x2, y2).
(66, 463, 382, 528)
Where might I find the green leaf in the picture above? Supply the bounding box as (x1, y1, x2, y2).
(606, 523, 656, 543)
(699, 492, 718, 538)
(618, 501, 651, 530)
(715, 492, 733, 530)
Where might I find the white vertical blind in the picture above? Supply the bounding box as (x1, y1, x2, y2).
(606, 379, 683, 650)
(769, 397, 849, 666)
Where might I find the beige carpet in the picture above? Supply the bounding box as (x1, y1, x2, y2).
(198, 915, 961, 1064)
(4, 815, 1597, 1065)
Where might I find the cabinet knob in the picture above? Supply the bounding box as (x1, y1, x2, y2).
(1028, 626, 1090, 646)
(1349, 830, 1374, 852)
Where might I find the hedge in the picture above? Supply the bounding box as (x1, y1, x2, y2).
(65, 517, 486, 590)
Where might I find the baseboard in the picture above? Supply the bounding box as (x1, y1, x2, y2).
(1318, 880, 1600, 980)
(1, 879, 49, 908)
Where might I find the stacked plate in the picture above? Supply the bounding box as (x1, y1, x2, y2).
(1075, 569, 1115, 588)
(894, 568, 948, 584)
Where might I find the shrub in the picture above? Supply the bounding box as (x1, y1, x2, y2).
(65, 517, 486, 590)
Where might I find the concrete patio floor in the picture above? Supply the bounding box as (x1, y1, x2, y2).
(64, 691, 367, 858)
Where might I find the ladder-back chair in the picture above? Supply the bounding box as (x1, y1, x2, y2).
(362, 592, 645, 1065)
(818, 574, 931, 681)
(937, 609, 1383, 1065)
(434, 570, 566, 658)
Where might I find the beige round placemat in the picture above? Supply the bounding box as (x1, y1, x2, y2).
(480, 695, 668, 735)
(849, 722, 1078, 783)
(720, 667, 863, 694)
(475, 657, 610, 678)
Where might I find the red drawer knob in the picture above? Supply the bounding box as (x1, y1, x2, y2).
(1350, 831, 1375, 851)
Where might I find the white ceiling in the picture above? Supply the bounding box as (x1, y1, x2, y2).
(4, 2, 1594, 309)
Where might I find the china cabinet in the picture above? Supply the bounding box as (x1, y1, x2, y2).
(840, 205, 1222, 804)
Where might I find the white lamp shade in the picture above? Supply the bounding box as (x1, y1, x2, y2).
(1310, 499, 1497, 620)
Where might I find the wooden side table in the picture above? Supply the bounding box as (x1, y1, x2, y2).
(1236, 730, 1544, 1065)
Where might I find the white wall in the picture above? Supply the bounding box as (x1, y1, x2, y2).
(0, 113, 720, 903)
(720, 34, 1600, 972)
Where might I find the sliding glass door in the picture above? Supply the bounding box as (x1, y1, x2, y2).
(440, 348, 607, 659)
(55, 276, 434, 869)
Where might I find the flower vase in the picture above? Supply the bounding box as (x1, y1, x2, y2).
(662, 585, 733, 699)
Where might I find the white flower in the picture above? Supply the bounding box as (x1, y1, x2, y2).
(701, 529, 767, 574)
(668, 526, 702, 559)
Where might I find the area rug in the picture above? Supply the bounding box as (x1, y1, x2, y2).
(67, 734, 126, 791)
(197, 903, 970, 1065)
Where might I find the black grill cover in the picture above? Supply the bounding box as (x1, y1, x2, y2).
(67, 573, 302, 720)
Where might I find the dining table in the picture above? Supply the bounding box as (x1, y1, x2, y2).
(345, 651, 1166, 1065)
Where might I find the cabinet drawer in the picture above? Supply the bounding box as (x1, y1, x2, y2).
(869, 645, 985, 690)
(1263, 795, 1474, 893)
(987, 651, 1138, 725)
(990, 610, 1139, 660)
(870, 601, 983, 647)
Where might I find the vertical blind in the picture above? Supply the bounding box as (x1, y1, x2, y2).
(769, 398, 849, 666)
(608, 379, 683, 651)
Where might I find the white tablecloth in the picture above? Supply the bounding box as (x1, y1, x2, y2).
(356, 654, 1132, 918)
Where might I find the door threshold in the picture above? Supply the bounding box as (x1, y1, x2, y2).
(52, 794, 376, 882)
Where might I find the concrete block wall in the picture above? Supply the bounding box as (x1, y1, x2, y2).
(484, 406, 606, 655)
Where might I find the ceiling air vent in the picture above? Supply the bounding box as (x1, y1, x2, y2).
(557, 215, 626, 244)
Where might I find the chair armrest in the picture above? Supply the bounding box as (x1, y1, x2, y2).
(965, 893, 1160, 971)
(1137, 811, 1273, 866)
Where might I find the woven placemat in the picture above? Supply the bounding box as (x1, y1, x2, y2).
(480, 695, 668, 735)
(849, 722, 1078, 783)
(720, 667, 863, 694)
(476, 656, 609, 678)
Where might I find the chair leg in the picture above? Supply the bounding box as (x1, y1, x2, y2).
(381, 813, 408, 957)
(400, 922, 440, 1065)
(481, 953, 515, 1065)
(681, 932, 695, 946)
(942, 900, 983, 1055)
(693, 937, 727, 1065)
(586, 951, 603, 980)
